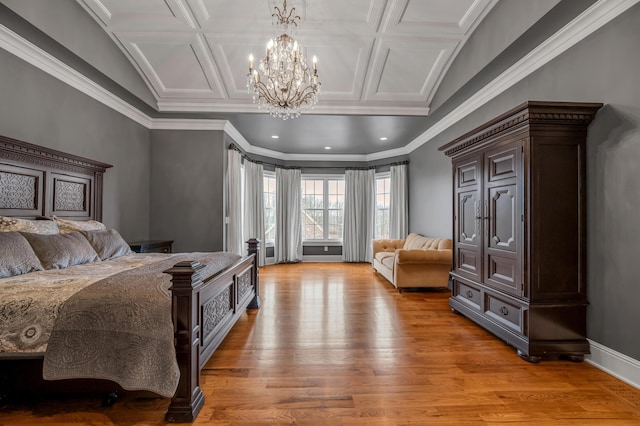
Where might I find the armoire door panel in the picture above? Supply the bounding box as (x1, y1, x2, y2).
(486, 144, 520, 183)
(487, 184, 518, 253)
(486, 253, 520, 295)
(457, 247, 481, 279)
(458, 191, 480, 244)
(456, 158, 480, 188)
(455, 184, 482, 278)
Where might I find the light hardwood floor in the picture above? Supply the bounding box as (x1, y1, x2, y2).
(2, 262, 640, 425)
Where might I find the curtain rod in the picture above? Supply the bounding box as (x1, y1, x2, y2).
(228, 143, 409, 170)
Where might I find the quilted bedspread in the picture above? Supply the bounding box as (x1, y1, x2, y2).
(0, 251, 241, 397)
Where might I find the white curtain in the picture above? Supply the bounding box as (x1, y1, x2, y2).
(389, 164, 408, 239)
(243, 160, 266, 266)
(343, 169, 375, 262)
(227, 149, 243, 256)
(275, 168, 302, 263)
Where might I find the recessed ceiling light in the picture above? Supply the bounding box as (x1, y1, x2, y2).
(380, 137, 388, 141)
(271, 135, 279, 139)
(324, 146, 331, 150)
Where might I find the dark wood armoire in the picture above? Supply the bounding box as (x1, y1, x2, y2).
(439, 101, 602, 362)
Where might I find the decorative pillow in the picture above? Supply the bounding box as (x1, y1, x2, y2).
(21, 231, 100, 270)
(53, 216, 107, 234)
(0, 232, 44, 278)
(81, 229, 133, 261)
(0, 216, 59, 235)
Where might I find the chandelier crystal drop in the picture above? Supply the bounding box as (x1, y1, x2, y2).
(247, 0, 320, 120)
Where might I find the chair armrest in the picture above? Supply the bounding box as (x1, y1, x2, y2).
(372, 239, 405, 255)
(395, 249, 452, 265)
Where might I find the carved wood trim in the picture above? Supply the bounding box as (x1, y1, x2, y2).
(202, 287, 233, 339)
(0, 135, 112, 174)
(0, 134, 112, 220)
(439, 101, 603, 157)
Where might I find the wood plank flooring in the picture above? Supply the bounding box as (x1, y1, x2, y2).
(2, 262, 640, 425)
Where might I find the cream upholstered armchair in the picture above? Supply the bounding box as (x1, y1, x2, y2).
(372, 233, 453, 290)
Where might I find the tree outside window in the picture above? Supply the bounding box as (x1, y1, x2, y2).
(302, 177, 344, 241)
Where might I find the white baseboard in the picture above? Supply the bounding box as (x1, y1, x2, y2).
(586, 339, 640, 390)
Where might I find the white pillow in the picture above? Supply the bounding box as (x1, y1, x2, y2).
(53, 216, 107, 234)
(0, 216, 59, 235)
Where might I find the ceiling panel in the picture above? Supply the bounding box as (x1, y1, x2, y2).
(304, 0, 386, 32)
(118, 32, 224, 98)
(383, 0, 495, 35)
(83, 0, 195, 29)
(77, 0, 497, 115)
(365, 38, 458, 102)
(297, 36, 373, 100)
(186, 0, 273, 31)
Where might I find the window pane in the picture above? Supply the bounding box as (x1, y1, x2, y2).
(302, 177, 344, 241)
(263, 176, 276, 242)
(375, 176, 391, 239)
(303, 208, 323, 239)
(328, 209, 343, 239)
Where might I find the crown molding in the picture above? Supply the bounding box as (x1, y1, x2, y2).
(1, 0, 637, 162)
(0, 24, 153, 129)
(404, 0, 640, 153)
(157, 100, 431, 116)
(150, 118, 227, 130)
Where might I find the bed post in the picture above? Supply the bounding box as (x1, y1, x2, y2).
(164, 261, 206, 423)
(246, 238, 261, 309)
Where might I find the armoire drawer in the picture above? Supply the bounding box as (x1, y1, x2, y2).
(454, 280, 481, 310)
(484, 294, 523, 332)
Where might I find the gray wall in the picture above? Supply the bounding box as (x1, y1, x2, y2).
(431, 0, 562, 111)
(150, 130, 226, 253)
(0, 47, 151, 241)
(409, 4, 640, 360)
(1, 0, 157, 109)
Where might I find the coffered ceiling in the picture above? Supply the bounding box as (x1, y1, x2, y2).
(76, 0, 497, 119)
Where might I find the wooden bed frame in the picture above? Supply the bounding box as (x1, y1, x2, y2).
(0, 134, 260, 423)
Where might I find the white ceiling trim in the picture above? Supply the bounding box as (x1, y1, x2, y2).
(156, 99, 431, 116)
(0, 23, 153, 128)
(81, 0, 112, 26)
(404, 0, 640, 154)
(150, 118, 226, 131)
(0, 0, 637, 162)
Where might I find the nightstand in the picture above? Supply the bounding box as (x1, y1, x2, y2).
(128, 240, 173, 254)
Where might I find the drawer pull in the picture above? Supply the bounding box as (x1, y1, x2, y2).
(500, 306, 509, 316)
(465, 290, 474, 299)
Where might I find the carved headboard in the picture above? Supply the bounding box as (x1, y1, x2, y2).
(0, 135, 112, 221)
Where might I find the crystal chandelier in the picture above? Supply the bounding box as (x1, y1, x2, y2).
(247, 0, 320, 120)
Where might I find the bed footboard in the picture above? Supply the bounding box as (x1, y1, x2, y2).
(164, 239, 260, 423)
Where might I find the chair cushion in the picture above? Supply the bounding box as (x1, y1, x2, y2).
(403, 233, 452, 250)
(375, 251, 395, 269)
